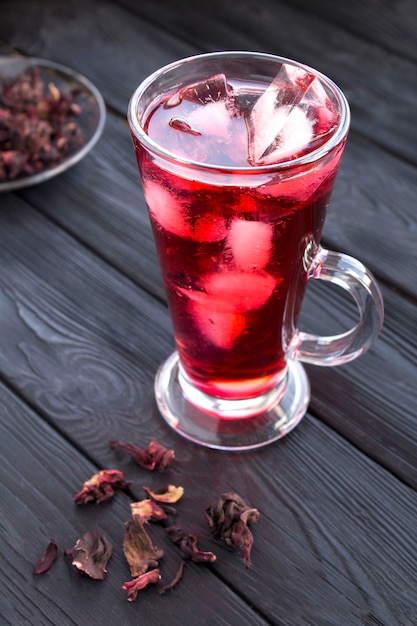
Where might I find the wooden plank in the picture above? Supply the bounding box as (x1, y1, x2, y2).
(0, 383, 269, 626)
(280, 0, 417, 63)
(0, 1, 415, 624)
(0, 218, 416, 623)
(0, 0, 416, 164)
(0, 0, 196, 113)
(2, 369, 417, 624)
(322, 134, 417, 300)
(0, 195, 174, 459)
(301, 278, 417, 489)
(20, 114, 167, 301)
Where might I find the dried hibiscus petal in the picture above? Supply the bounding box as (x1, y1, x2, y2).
(206, 492, 259, 568)
(147, 439, 175, 471)
(123, 568, 161, 601)
(159, 560, 186, 595)
(65, 529, 113, 579)
(169, 117, 201, 136)
(143, 484, 184, 503)
(109, 439, 175, 472)
(166, 527, 216, 564)
(74, 469, 128, 505)
(123, 514, 164, 577)
(33, 539, 58, 574)
(130, 499, 167, 523)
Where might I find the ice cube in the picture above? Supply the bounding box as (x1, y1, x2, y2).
(247, 63, 317, 165)
(178, 269, 281, 347)
(227, 89, 260, 118)
(143, 180, 188, 238)
(313, 105, 338, 143)
(187, 100, 231, 138)
(143, 180, 226, 241)
(203, 270, 278, 311)
(190, 213, 227, 242)
(177, 286, 246, 348)
(257, 145, 343, 204)
(227, 219, 273, 271)
(181, 73, 231, 104)
(191, 302, 246, 349)
(261, 107, 314, 164)
(172, 74, 235, 140)
(302, 77, 339, 145)
(178, 270, 279, 313)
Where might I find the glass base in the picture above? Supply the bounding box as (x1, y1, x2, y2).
(154, 352, 310, 451)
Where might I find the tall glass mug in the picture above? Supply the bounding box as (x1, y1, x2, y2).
(128, 52, 384, 450)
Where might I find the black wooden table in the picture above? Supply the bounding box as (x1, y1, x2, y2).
(1, 1, 417, 624)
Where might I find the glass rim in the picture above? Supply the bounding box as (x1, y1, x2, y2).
(127, 50, 350, 174)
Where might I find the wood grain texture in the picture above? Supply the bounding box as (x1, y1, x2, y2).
(17, 114, 167, 302)
(323, 135, 417, 299)
(2, 379, 417, 625)
(20, 114, 167, 301)
(0, 0, 196, 113)
(302, 280, 417, 488)
(0, 195, 174, 460)
(0, 1, 416, 624)
(279, 0, 417, 63)
(0, 384, 269, 626)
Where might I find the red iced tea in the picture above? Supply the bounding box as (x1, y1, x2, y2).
(132, 70, 345, 400)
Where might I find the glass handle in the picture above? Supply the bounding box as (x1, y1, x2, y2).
(289, 247, 384, 366)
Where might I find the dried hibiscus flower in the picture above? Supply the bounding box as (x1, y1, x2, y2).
(166, 527, 216, 564)
(130, 499, 168, 524)
(74, 469, 128, 505)
(109, 439, 175, 472)
(65, 529, 113, 580)
(123, 568, 161, 602)
(0, 65, 84, 182)
(159, 560, 186, 595)
(123, 513, 164, 577)
(143, 484, 184, 504)
(206, 492, 259, 568)
(33, 538, 58, 574)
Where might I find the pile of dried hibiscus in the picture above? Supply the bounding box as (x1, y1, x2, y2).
(33, 439, 260, 602)
(0, 65, 84, 182)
